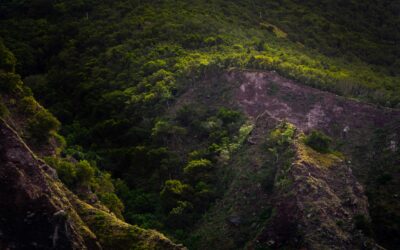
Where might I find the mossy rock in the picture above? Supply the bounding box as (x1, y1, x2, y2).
(73, 198, 185, 250)
(296, 141, 343, 168)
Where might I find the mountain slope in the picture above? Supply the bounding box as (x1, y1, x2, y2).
(0, 119, 185, 249)
(177, 70, 398, 249)
(0, 43, 184, 249)
(1, 0, 399, 249)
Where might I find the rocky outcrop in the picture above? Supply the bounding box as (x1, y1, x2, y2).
(186, 70, 397, 249)
(253, 138, 373, 249)
(0, 120, 185, 250)
(0, 120, 93, 249)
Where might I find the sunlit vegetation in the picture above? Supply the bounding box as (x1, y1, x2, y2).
(45, 156, 125, 219)
(1, 0, 399, 247)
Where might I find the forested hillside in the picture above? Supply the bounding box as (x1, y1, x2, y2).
(1, 0, 399, 249)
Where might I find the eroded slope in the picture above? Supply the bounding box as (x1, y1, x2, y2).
(188, 70, 399, 249)
(0, 120, 185, 249)
(232, 70, 399, 134)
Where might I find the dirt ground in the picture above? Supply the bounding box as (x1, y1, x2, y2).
(230, 70, 400, 135)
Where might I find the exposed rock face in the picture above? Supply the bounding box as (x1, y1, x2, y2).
(186, 70, 396, 249)
(0, 121, 185, 250)
(0, 121, 93, 249)
(232, 70, 400, 136)
(254, 141, 372, 249)
(230, 70, 395, 249)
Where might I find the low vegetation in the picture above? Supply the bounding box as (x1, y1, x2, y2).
(304, 130, 332, 153)
(1, 0, 399, 248)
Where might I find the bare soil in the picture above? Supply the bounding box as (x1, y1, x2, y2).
(231, 70, 400, 135)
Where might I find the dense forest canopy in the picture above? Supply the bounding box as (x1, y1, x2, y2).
(1, 0, 399, 249)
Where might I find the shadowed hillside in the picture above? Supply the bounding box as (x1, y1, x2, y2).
(1, 0, 399, 249)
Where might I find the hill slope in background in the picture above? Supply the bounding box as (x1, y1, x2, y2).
(1, 0, 399, 249)
(0, 44, 184, 249)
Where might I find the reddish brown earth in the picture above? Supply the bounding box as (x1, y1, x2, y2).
(188, 70, 398, 250)
(253, 144, 373, 249)
(230, 70, 400, 135)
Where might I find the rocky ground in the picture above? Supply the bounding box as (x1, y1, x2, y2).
(189, 70, 398, 249)
(0, 120, 185, 250)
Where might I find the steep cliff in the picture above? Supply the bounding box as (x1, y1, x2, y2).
(0, 42, 184, 249)
(185, 70, 397, 249)
(251, 125, 373, 249)
(0, 119, 185, 250)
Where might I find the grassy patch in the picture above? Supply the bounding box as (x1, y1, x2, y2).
(296, 141, 342, 168)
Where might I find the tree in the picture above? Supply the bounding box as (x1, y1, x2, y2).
(27, 109, 60, 143)
(304, 130, 332, 153)
(0, 41, 16, 72)
(76, 160, 95, 186)
(183, 159, 213, 183)
(160, 179, 191, 211)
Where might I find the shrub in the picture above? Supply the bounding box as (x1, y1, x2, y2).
(23, 74, 49, 98)
(167, 201, 194, 228)
(45, 157, 77, 188)
(98, 192, 125, 219)
(142, 59, 167, 75)
(27, 109, 60, 143)
(46, 156, 125, 218)
(45, 158, 94, 189)
(176, 105, 198, 127)
(217, 107, 242, 125)
(193, 181, 215, 210)
(151, 119, 187, 141)
(183, 159, 213, 182)
(75, 160, 95, 186)
(268, 122, 296, 146)
(19, 96, 40, 115)
(0, 42, 16, 72)
(0, 72, 23, 94)
(304, 130, 332, 153)
(160, 179, 191, 211)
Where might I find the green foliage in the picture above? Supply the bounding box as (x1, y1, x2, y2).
(46, 158, 96, 189)
(217, 107, 242, 125)
(22, 74, 49, 99)
(75, 160, 95, 186)
(184, 159, 213, 183)
(0, 72, 23, 94)
(362, 128, 400, 249)
(193, 181, 216, 211)
(45, 157, 77, 187)
(160, 180, 192, 211)
(268, 122, 296, 146)
(19, 96, 40, 115)
(151, 119, 187, 141)
(304, 130, 332, 153)
(176, 105, 206, 128)
(46, 156, 125, 218)
(143, 60, 167, 75)
(263, 122, 297, 193)
(98, 192, 125, 219)
(2, 0, 400, 246)
(27, 109, 60, 143)
(46, 157, 81, 188)
(0, 41, 16, 72)
(167, 201, 194, 228)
